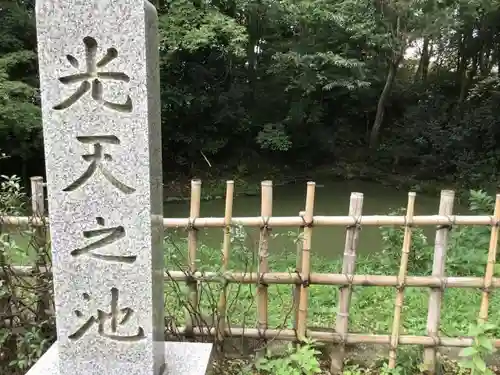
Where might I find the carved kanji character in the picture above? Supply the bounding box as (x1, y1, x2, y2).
(71, 217, 136, 264)
(53, 36, 132, 112)
(69, 289, 144, 342)
(63, 135, 135, 194)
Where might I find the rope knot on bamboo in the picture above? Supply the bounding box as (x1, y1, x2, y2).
(260, 216, 271, 231)
(185, 217, 199, 232)
(297, 271, 310, 288)
(428, 334, 441, 348)
(436, 215, 454, 231)
(438, 277, 448, 291)
(395, 281, 406, 292)
(403, 216, 414, 228)
(436, 214, 455, 231)
(346, 215, 362, 230)
(338, 332, 348, 345)
(342, 273, 355, 287)
(481, 285, 493, 293)
(185, 273, 197, 286)
(258, 272, 269, 288)
(491, 216, 500, 227)
(300, 215, 313, 228)
(256, 325, 267, 339)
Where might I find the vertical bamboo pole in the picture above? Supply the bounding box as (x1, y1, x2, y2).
(297, 182, 316, 340)
(293, 210, 305, 331)
(330, 192, 364, 374)
(30, 177, 46, 245)
(257, 181, 273, 350)
(478, 194, 500, 323)
(30, 177, 50, 321)
(389, 192, 416, 368)
(217, 181, 234, 345)
(186, 179, 201, 332)
(424, 190, 455, 373)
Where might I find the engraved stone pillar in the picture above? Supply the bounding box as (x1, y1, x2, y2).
(28, 1, 212, 375)
(35, 1, 164, 375)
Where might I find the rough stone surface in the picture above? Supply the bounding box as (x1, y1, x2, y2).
(26, 342, 214, 375)
(35, 1, 165, 375)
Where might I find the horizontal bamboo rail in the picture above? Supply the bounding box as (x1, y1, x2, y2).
(8, 266, 500, 288)
(172, 326, 500, 348)
(3, 214, 500, 228)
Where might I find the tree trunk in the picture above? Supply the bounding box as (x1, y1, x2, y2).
(414, 37, 430, 82)
(459, 52, 478, 104)
(369, 56, 401, 149)
(457, 27, 472, 104)
(422, 40, 432, 81)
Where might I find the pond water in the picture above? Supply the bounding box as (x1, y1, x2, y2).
(164, 179, 469, 260)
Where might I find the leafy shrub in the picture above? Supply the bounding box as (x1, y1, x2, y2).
(0, 172, 54, 375)
(255, 338, 322, 375)
(379, 189, 496, 277)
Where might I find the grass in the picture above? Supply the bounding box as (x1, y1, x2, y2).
(4, 223, 499, 339)
(162, 227, 500, 339)
(160, 226, 500, 374)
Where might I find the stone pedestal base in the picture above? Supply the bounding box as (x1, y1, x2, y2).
(26, 341, 213, 375)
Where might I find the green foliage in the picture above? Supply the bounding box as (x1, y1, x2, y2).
(378, 189, 497, 277)
(468, 190, 495, 214)
(0, 173, 54, 374)
(379, 208, 432, 275)
(379, 362, 403, 375)
(0, 50, 41, 161)
(255, 339, 322, 375)
(7, 327, 51, 372)
(0, 2, 40, 158)
(3, 0, 500, 186)
(458, 322, 497, 375)
(0, 174, 25, 216)
(342, 364, 363, 375)
(159, 0, 247, 56)
(256, 123, 292, 151)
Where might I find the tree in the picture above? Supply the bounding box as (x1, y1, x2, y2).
(0, 1, 41, 180)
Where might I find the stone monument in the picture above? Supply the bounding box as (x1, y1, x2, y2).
(27, 1, 212, 374)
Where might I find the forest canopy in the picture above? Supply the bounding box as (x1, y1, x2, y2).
(1, 0, 500, 187)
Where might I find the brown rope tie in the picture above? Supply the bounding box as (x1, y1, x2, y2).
(492, 215, 500, 227)
(185, 217, 198, 232)
(439, 277, 448, 292)
(342, 273, 355, 288)
(295, 270, 310, 288)
(300, 214, 313, 228)
(258, 272, 269, 288)
(260, 216, 271, 231)
(346, 215, 362, 231)
(403, 215, 415, 229)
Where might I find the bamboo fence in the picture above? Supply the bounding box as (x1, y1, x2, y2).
(186, 179, 201, 335)
(2, 177, 500, 374)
